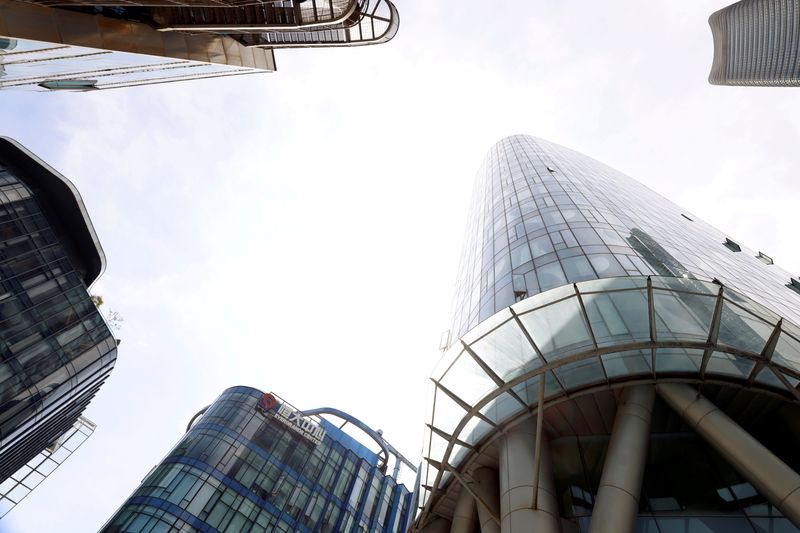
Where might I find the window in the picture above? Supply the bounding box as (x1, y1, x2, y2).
(788, 278, 800, 296)
(756, 252, 773, 265)
(723, 238, 741, 252)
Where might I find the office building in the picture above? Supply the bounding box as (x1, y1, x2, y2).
(414, 135, 800, 532)
(0, 138, 117, 508)
(0, 415, 95, 517)
(709, 0, 800, 86)
(0, 0, 397, 90)
(102, 386, 416, 532)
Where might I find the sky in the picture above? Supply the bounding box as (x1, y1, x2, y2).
(1, 1, 800, 531)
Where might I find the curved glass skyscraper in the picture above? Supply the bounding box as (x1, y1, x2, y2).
(103, 387, 415, 532)
(415, 135, 800, 533)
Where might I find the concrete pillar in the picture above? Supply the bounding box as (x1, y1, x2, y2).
(498, 419, 560, 533)
(450, 487, 477, 533)
(473, 467, 501, 533)
(657, 383, 800, 527)
(419, 517, 452, 533)
(588, 385, 655, 533)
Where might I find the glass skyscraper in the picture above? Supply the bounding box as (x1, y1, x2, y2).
(709, 0, 800, 86)
(414, 135, 800, 533)
(0, 138, 117, 510)
(0, 0, 397, 91)
(103, 386, 416, 532)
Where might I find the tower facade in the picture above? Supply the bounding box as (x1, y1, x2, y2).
(709, 0, 800, 86)
(415, 135, 800, 532)
(103, 387, 416, 532)
(0, 138, 117, 501)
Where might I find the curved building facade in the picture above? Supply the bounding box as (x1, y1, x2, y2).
(709, 0, 800, 86)
(103, 387, 415, 532)
(415, 135, 800, 533)
(0, 138, 117, 501)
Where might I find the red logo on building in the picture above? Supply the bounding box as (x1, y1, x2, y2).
(259, 393, 277, 411)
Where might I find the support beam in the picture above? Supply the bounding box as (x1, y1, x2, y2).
(498, 419, 560, 533)
(473, 467, 501, 533)
(657, 383, 800, 527)
(450, 487, 477, 533)
(588, 385, 655, 533)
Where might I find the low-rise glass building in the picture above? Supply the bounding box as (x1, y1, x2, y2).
(0, 138, 117, 508)
(103, 386, 416, 532)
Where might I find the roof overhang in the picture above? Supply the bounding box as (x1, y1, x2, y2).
(0, 137, 105, 286)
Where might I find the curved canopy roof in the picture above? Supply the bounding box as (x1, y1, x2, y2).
(415, 275, 800, 525)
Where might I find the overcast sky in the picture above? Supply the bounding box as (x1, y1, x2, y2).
(2, 1, 800, 531)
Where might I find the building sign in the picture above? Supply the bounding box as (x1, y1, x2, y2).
(258, 393, 325, 446)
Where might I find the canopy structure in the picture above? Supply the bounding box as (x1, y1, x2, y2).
(415, 275, 800, 526)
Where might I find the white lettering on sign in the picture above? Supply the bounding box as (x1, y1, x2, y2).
(274, 403, 325, 445)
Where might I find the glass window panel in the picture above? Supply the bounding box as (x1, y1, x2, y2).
(655, 348, 704, 373)
(470, 320, 540, 381)
(479, 392, 525, 425)
(553, 357, 605, 389)
(430, 382, 470, 437)
(653, 290, 714, 342)
(536, 261, 567, 291)
(588, 254, 626, 277)
(510, 244, 531, 269)
(582, 290, 650, 347)
(456, 417, 493, 448)
(561, 255, 597, 283)
(572, 227, 604, 246)
(530, 235, 554, 259)
(754, 366, 789, 390)
(705, 352, 756, 379)
(602, 350, 652, 378)
(772, 331, 800, 373)
(717, 302, 773, 354)
(439, 351, 498, 409)
(519, 296, 593, 360)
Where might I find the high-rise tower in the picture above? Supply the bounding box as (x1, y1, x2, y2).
(414, 135, 800, 532)
(0, 138, 117, 511)
(709, 0, 800, 86)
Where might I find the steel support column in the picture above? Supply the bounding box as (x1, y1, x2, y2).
(474, 467, 501, 533)
(588, 385, 655, 533)
(499, 419, 560, 533)
(657, 382, 800, 527)
(450, 487, 477, 533)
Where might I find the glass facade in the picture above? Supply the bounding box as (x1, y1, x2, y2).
(709, 0, 800, 86)
(448, 135, 800, 342)
(0, 139, 117, 505)
(415, 135, 800, 532)
(103, 387, 414, 532)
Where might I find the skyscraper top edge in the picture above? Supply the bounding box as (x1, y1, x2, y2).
(0, 137, 106, 286)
